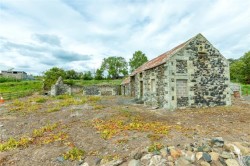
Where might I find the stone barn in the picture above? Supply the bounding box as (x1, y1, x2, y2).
(121, 33, 231, 109)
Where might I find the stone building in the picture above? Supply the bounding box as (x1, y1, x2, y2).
(121, 33, 231, 109)
(1, 70, 27, 80)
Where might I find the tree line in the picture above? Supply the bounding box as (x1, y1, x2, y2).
(43, 51, 148, 89)
(229, 51, 250, 84)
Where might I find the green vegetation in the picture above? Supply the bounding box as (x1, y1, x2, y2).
(148, 142, 164, 152)
(0, 122, 67, 152)
(100, 56, 128, 79)
(0, 137, 31, 152)
(129, 50, 148, 72)
(43, 67, 66, 90)
(66, 79, 122, 86)
(92, 110, 172, 140)
(0, 81, 42, 93)
(0, 76, 21, 83)
(241, 84, 250, 95)
(229, 51, 250, 84)
(63, 147, 85, 161)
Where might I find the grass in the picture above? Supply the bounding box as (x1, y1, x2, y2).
(241, 84, 250, 95)
(7, 94, 100, 114)
(0, 80, 42, 93)
(0, 76, 21, 83)
(65, 79, 122, 86)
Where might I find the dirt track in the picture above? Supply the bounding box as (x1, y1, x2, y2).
(0, 95, 249, 166)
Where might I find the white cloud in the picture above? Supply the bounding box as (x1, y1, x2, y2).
(0, 0, 250, 74)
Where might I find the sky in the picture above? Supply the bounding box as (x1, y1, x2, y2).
(0, 0, 250, 75)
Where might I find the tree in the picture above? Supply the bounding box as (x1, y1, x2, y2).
(241, 51, 250, 84)
(229, 51, 250, 84)
(43, 67, 66, 90)
(65, 69, 79, 79)
(83, 71, 93, 80)
(100, 56, 128, 79)
(95, 68, 103, 80)
(230, 60, 244, 82)
(129, 51, 148, 73)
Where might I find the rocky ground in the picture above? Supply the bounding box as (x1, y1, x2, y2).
(0, 94, 249, 166)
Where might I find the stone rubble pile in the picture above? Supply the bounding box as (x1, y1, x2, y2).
(81, 137, 250, 166)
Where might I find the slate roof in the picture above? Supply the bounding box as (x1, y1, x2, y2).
(130, 35, 195, 76)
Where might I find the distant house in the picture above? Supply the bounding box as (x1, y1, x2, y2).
(1, 70, 28, 80)
(121, 33, 231, 109)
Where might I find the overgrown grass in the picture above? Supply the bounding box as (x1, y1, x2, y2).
(0, 76, 21, 83)
(0, 80, 42, 93)
(65, 79, 122, 86)
(241, 84, 250, 95)
(8, 94, 100, 114)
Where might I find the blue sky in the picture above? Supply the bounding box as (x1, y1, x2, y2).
(0, 0, 250, 75)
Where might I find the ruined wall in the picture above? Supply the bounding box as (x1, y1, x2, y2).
(83, 85, 119, 96)
(122, 84, 130, 96)
(51, 77, 72, 96)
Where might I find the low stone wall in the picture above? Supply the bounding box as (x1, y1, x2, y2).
(83, 85, 120, 96)
(71, 85, 83, 94)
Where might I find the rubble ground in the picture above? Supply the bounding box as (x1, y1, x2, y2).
(0, 94, 249, 166)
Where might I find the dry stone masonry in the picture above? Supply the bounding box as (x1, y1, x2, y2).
(51, 76, 72, 96)
(83, 85, 120, 96)
(121, 34, 231, 109)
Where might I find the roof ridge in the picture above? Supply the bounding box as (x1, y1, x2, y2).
(130, 34, 197, 76)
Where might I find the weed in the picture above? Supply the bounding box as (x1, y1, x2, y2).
(32, 123, 58, 137)
(32, 129, 44, 137)
(92, 104, 105, 110)
(101, 154, 120, 163)
(147, 134, 164, 142)
(148, 142, 164, 152)
(47, 107, 60, 113)
(115, 138, 129, 144)
(40, 132, 68, 145)
(92, 115, 170, 140)
(0, 136, 32, 152)
(87, 96, 101, 102)
(63, 147, 85, 161)
(55, 95, 73, 100)
(35, 97, 47, 103)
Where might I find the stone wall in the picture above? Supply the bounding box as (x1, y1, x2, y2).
(129, 34, 231, 109)
(83, 85, 120, 96)
(142, 64, 168, 107)
(122, 84, 130, 96)
(51, 77, 72, 96)
(168, 34, 231, 109)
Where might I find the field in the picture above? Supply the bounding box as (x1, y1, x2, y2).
(0, 94, 249, 165)
(0, 81, 42, 93)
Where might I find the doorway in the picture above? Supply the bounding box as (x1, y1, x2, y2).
(140, 81, 143, 98)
